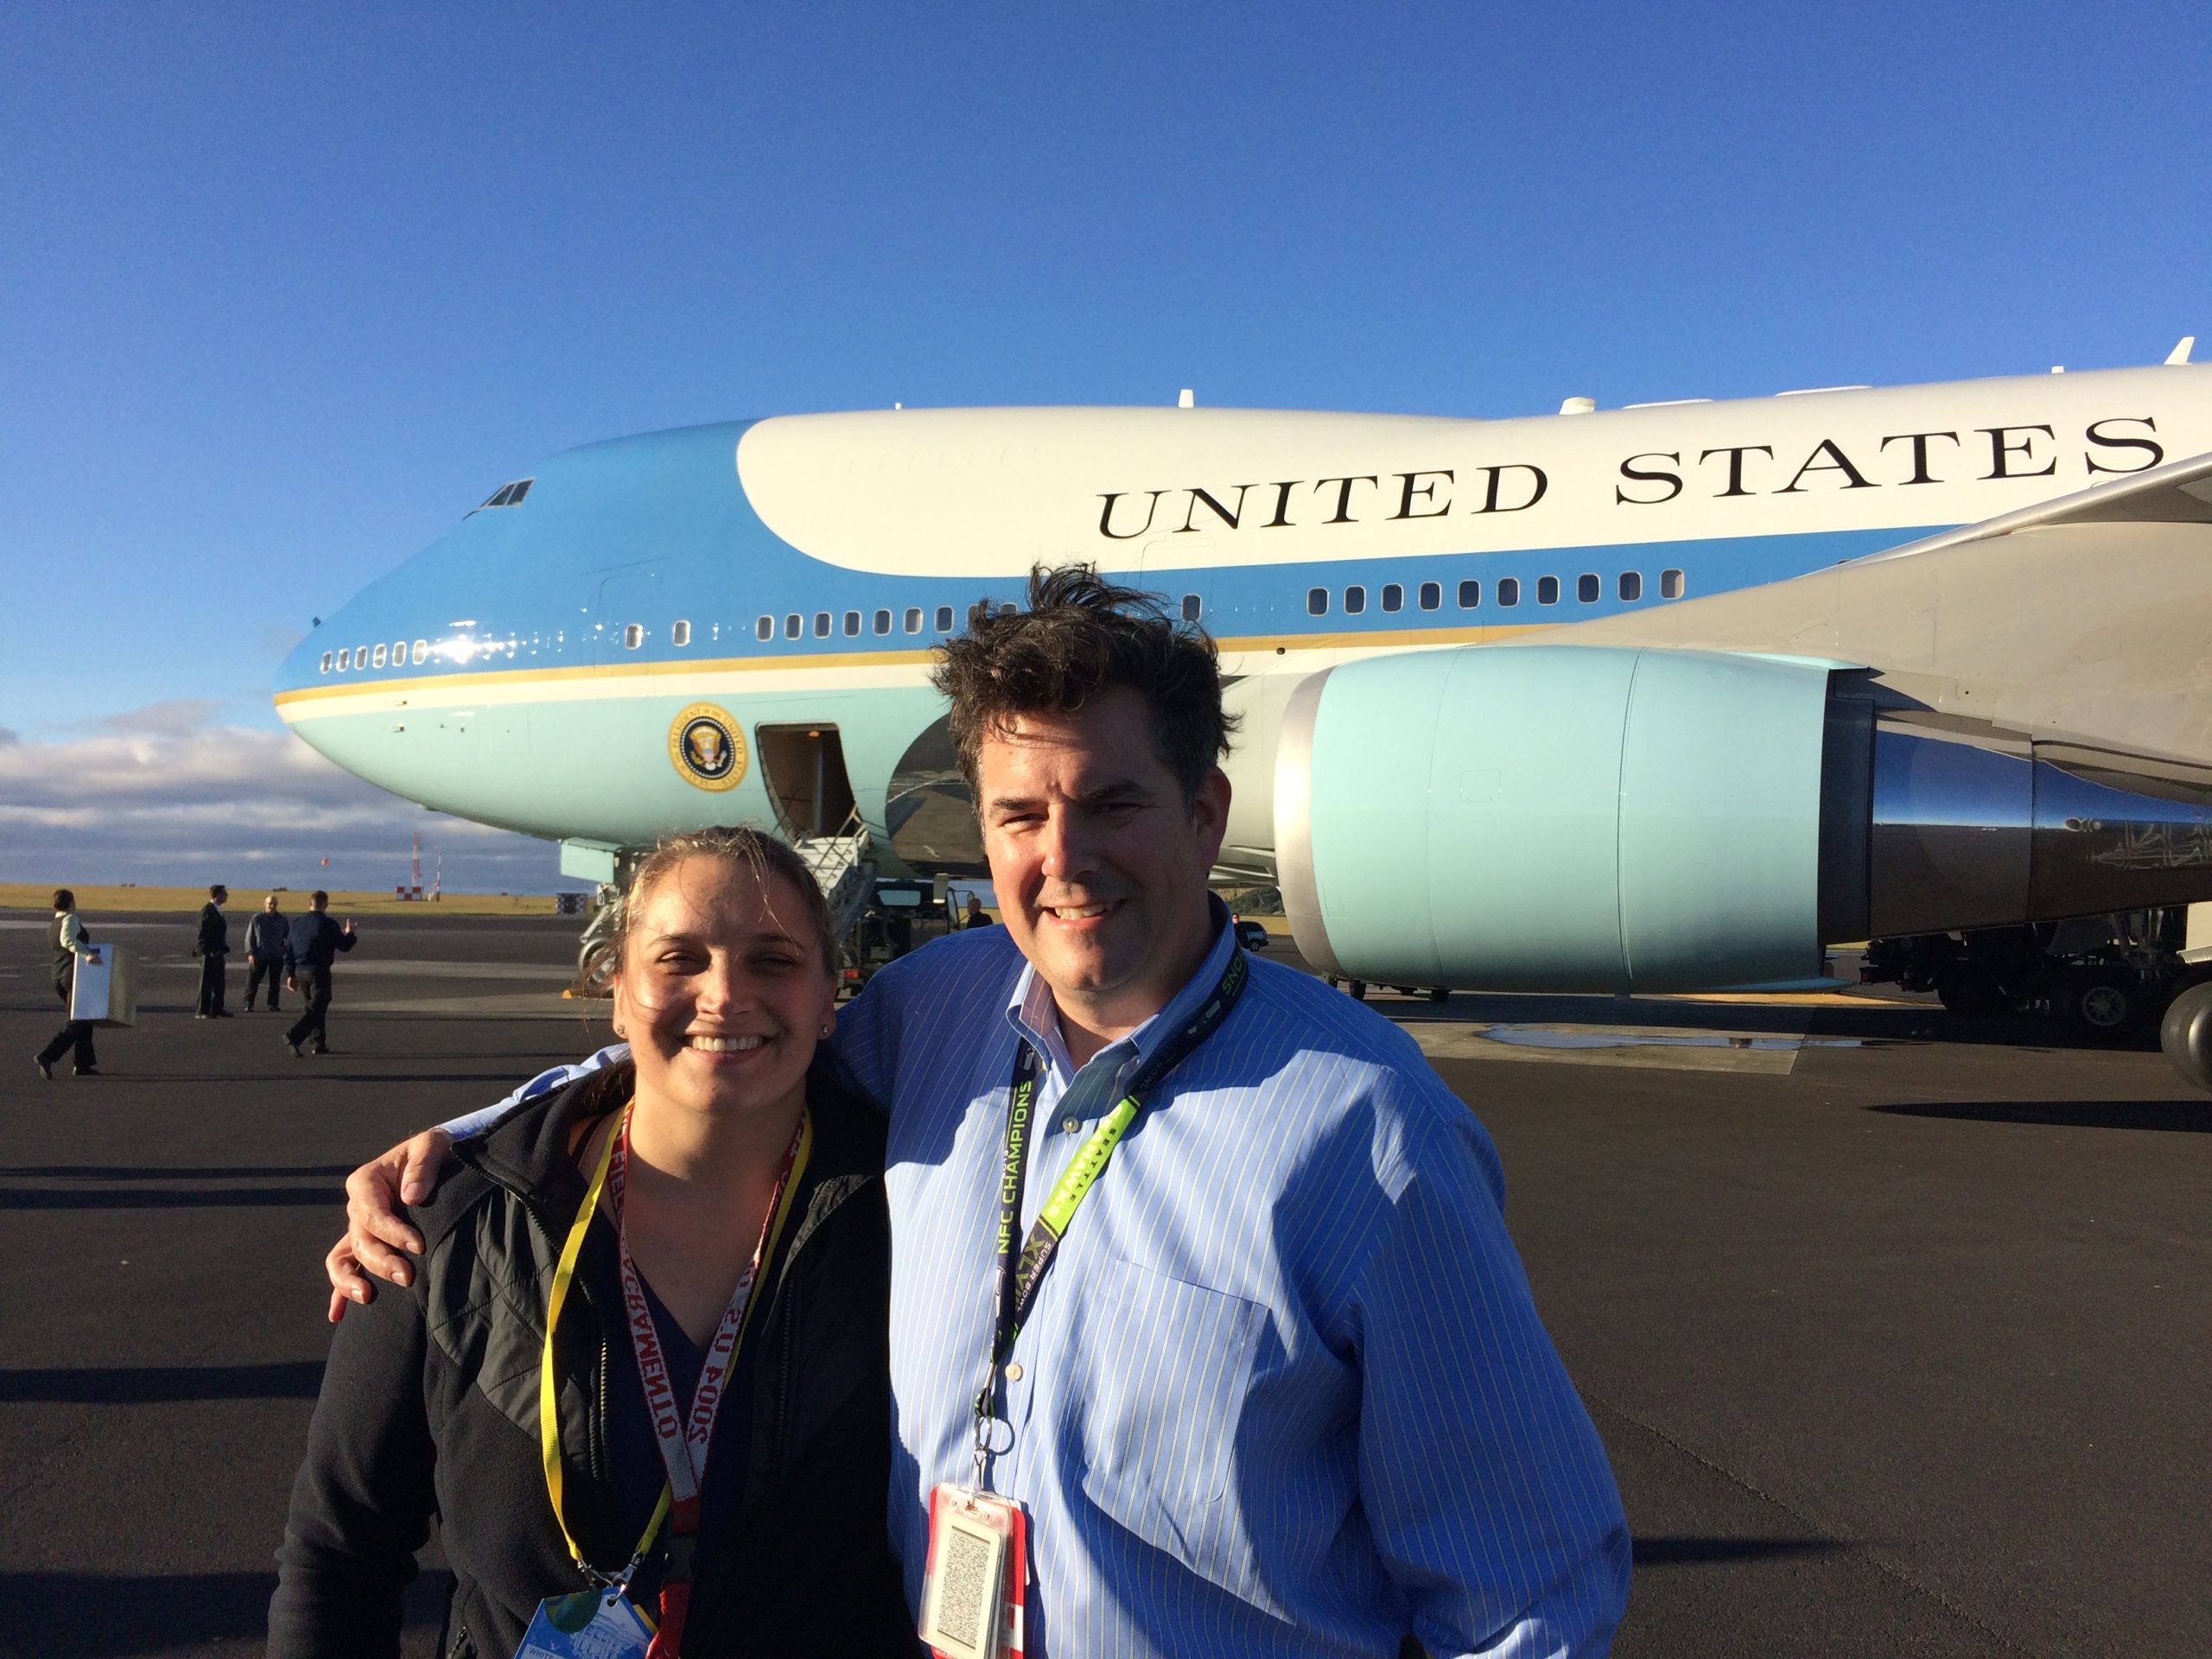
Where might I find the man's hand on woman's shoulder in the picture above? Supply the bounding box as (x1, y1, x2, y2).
(324, 1129, 454, 1323)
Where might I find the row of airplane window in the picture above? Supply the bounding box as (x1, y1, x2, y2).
(315, 572, 1688, 674)
(1306, 569, 1685, 616)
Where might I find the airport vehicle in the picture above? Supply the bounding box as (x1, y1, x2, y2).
(275, 347, 2212, 1085)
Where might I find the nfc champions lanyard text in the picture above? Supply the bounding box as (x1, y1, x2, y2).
(976, 947, 1249, 1450)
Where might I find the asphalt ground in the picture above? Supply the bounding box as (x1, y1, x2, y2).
(2, 910, 2207, 1657)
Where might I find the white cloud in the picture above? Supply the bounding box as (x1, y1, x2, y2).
(0, 705, 577, 891)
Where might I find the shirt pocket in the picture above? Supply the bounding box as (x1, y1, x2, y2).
(1069, 1255, 1271, 1600)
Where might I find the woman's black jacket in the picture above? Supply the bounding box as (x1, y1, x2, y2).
(269, 1061, 915, 1657)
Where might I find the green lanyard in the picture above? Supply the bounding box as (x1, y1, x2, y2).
(976, 946, 1249, 1446)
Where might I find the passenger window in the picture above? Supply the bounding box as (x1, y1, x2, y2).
(1618, 571, 1643, 602)
(873, 609, 892, 635)
(1381, 583, 1403, 613)
(355, 644, 371, 667)
(1344, 585, 1366, 614)
(905, 607, 923, 633)
(813, 612, 831, 638)
(1181, 594, 1202, 622)
(1497, 578, 1520, 607)
(1577, 574, 1599, 603)
(1661, 569, 1686, 599)
(671, 620, 691, 647)
(1457, 579, 1480, 608)
(785, 613, 801, 639)
(1307, 588, 1328, 616)
(1536, 576, 1560, 605)
(392, 639, 406, 665)
(843, 610, 861, 636)
(756, 615, 773, 641)
(319, 651, 334, 674)
(1000, 603, 1016, 617)
(935, 605, 954, 631)
(372, 644, 388, 668)
(1419, 582, 1441, 611)
(622, 624, 644, 650)
(412, 639, 428, 664)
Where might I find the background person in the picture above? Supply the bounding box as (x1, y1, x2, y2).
(194, 883, 232, 1018)
(283, 892, 356, 1058)
(243, 894, 287, 1012)
(34, 888, 102, 1079)
(961, 893, 993, 928)
(269, 827, 910, 1657)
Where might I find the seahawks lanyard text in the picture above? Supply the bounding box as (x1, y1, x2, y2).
(977, 946, 1248, 1449)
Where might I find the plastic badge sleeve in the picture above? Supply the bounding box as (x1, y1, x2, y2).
(920, 1484, 1027, 1659)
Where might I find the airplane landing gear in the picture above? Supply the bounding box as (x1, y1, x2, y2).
(2159, 980, 2212, 1092)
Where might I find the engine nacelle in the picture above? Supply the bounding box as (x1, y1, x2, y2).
(1274, 645, 2212, 993)
(1275, 646, 1834, 992)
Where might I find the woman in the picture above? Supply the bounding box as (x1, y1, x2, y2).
(35, 888, 100, 1079)
(270, 828, 913, 1657)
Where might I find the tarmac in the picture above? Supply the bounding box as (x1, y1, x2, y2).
(1, 909, 2207, 1657)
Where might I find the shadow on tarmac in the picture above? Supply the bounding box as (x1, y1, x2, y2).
(0, 1165, 354, 1180)
(0, 1569, 274, 1653)
(0, 1361, 324, 1402)
(1632, 1535, 1844, 1566)
(0, 1187, 338, 1210)
(1867, 1099, 2211, 1132)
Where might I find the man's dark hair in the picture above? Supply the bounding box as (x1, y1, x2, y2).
(310, 890, 330, 908)
(53, 888, 74, 912)
(210, 884, 227, 900)
(931, 564, 1236, 803)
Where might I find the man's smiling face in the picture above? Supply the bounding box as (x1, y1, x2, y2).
(977, 685, 1229, 1047)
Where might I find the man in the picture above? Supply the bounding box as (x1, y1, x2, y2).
(35, 888, 102, 1079)
(963, 892, 995, 928)
(194, 884, 232, 1018)
(243, 893, 288, 1012)
(283, 891, 356, 1058)
(330, 568, 1630, 1654)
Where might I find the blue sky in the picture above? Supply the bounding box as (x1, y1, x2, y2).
(3, 3, 2207, 888)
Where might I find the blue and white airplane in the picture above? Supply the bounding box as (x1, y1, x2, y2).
(276, 349, 2212, 1074)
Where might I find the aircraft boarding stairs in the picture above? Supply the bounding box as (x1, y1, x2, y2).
(793, 807, 879, 946)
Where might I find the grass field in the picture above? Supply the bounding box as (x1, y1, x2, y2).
(0, 883, 576, 917)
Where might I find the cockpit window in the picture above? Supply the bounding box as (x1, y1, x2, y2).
(475, 478, 535, 512)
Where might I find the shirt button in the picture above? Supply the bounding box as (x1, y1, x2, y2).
(1004, 1362, 1024, 1381)
(1061, 1115, 1081, 1134)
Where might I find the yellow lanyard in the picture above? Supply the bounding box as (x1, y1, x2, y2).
(537, 1101, 813, 1582)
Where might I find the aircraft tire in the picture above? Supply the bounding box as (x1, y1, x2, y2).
(2058, 968, 2143, 1044)
(1428, 987, 1450, 1002)
(2158, 980, 2212, 1092)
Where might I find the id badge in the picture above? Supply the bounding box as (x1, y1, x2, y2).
(920, 1484, 1028, 1659)
(514, 1587, 655, 1659)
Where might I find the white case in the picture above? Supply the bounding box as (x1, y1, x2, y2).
(70, 944, 139, 1027)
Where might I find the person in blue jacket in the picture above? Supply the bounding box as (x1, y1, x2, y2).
(282, 892, 357, 1058)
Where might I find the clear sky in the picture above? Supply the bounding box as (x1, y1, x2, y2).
(3, 3, 2207, 889)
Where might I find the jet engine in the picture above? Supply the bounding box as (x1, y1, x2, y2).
(1274, 645, 2212, 993)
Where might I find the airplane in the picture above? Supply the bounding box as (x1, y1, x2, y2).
(274, 345, 2212, 1087)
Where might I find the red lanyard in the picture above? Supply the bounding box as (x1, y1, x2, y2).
(610, 1106, 811, 1658)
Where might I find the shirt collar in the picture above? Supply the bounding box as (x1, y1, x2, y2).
(1003, 895, 1237, 1101)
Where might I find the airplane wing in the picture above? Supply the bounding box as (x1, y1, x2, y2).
(1541, 449, 2212, 779)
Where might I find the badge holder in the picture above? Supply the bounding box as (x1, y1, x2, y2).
(514, 1584, 655, 1659)
(921, 1480, 1028, 1659)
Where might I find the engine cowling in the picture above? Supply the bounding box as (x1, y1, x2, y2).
(1274, 645, 2212, 993)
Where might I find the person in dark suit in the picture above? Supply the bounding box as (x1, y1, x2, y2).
(962, 893, 995, 928)
(283, 892, 357, 1057)
(194, 884, 232, 1018)
(243, 894, 289, 1012)
(35, 889, 101, 1079)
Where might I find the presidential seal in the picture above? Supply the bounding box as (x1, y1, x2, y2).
(668, 704, 747, 791)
